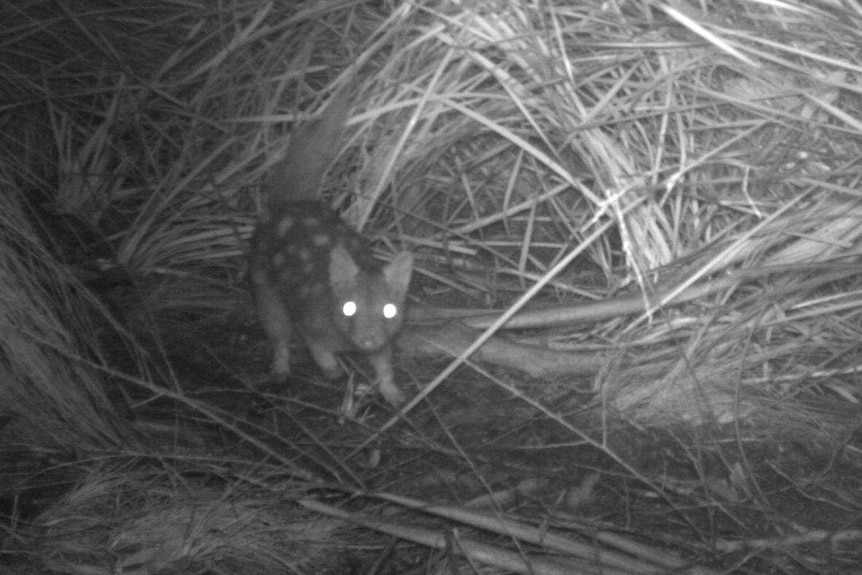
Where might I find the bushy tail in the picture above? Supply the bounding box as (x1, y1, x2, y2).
(264, 87, 352, 206)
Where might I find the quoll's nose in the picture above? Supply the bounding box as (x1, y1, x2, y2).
(356, 333, 385, 351)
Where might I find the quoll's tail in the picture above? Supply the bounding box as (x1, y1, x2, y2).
(264, 86, 352, 206)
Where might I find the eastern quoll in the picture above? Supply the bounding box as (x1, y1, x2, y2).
(249, 90, 412, 406)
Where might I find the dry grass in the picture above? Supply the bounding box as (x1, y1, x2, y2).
(2, 0, 862, 573)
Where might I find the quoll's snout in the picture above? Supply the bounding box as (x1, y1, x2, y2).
(354, 331, 387, 352)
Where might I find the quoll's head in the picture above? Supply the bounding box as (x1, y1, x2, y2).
(329, 246, 413, 352)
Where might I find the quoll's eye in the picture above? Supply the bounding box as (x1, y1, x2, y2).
(342, 301, 357, 317)
(383, 303, 398, 319)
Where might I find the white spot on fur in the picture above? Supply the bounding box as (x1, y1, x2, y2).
(277, 216, 294, 236)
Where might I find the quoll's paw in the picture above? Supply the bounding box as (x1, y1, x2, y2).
(272, 344, 291, 377)
(307, 344, 345, 381)
(378, 378, 406, 408)
(248, 370, 290, 397)
(316, 360, 346, 381)
(267, 369, 290, 385)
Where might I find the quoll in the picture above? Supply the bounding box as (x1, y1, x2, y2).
(249, 90, 413, 406)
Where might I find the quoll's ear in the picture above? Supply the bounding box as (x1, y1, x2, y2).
(383, 252, 413, 294)
(329, 245, 360, 288)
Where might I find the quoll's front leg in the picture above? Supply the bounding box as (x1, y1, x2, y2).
(250, 268, 293, 377)
(369, 346, 405, 407)
(307, 339, 346, 380)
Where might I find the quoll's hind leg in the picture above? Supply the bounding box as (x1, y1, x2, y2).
(369, 346, 405, 407)
(251, 274, 293, 377)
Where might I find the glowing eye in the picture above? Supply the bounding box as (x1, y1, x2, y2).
(342, 301, 357, 317)
(383, 303, 397, 319)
